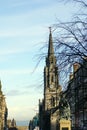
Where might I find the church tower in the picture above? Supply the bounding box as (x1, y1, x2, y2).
(44, 28, 61, 111)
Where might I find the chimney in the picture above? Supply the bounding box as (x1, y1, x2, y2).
(73, 63, 80, 73)
(69, 72, 73, 80)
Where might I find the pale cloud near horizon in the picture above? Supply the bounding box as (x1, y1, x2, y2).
(6, 84, 43, 97)
(8, 105, 37, 121)
(6, 88, 34, 96)
(6, 92, 42, 121)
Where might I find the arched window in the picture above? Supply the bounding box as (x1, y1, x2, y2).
(51, 96, 55, 106)
(51, 75, 54, 82)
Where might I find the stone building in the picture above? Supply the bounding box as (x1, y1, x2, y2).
(7, 119, 12, 128)
(11, 118, 16, 127)
(39, 29, 62, 130)
(7, 118, 17, 130)
(28, 113, 39, 130)
(0, 80, 8, 130)
(65, 59, 87, 129)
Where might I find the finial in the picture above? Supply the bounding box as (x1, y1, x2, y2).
(48, 26, 54, 57)
(49, 27, 51, 33)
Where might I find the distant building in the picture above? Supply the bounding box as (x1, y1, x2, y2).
(8, 127, 18, 130)
(0, 80, 8, 130)
(8, 118, 17, 130)
(39, 29, 62, 130)
(11, 119, 16, 127)
(29, 114, 39, 130)
(7, 119, 12, 128)
(65, 59, 87, 129)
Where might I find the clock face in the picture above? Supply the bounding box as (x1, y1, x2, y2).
(50, 84, 53, 88)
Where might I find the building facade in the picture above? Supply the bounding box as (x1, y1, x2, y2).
(65, 59, 87, 129)
(7, 118, 18, 130)
(28, 113, 39, 130)
(0, 81, 8, 130)
(39, 29, 62, 130)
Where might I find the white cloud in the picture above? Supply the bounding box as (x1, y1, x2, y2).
(0, 1, 64, 26)
(6, 90, 22, 96)
(0, 66, 43, 76)
(0, 25, 46, 37)
(0, 49, 25, 56)
(6, 87, 36, 96)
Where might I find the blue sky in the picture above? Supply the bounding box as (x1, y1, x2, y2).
(0, 0, 79, 122)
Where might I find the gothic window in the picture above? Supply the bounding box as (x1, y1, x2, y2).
(51, 96, 55, 107)
(50, 57, 53, 63)
(51, 75, 54, 82)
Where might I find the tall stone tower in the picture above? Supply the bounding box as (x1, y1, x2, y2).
(44, 28, 61, 111)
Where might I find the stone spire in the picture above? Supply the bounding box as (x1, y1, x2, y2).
(11, 118, 16, 127)
(48, 27, 54, 57)
(46, 27, 56, 66)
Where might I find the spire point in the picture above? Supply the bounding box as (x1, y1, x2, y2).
(49, 27, 51, 33)
(48, 27, 54, 57)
